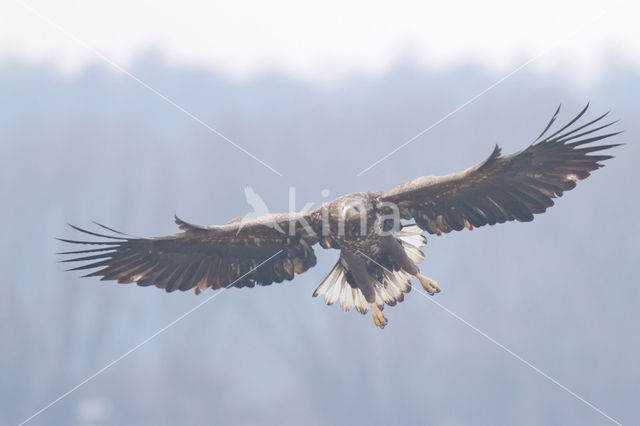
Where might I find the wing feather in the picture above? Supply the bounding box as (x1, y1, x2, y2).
(60, 211, 321, 293)
(381, 105, 621, 235)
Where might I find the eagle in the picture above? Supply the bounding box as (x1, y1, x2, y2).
(60, 105, 621, 328)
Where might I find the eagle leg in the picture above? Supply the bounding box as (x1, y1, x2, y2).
(417, 274, 441, 295)
(371, 303, 387, 329)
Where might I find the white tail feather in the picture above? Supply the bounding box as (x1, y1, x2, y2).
(312, 225, 427, 314)
(354, 290, 369, 314)
(339, 282, 354, 312)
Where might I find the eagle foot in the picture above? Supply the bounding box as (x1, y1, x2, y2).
(417, 274, 441, 295)
(371, 303, 387, 329)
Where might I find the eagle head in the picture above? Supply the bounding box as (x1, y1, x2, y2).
(341, 204, 362, 221)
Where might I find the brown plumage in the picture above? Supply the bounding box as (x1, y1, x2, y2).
(381, 104, 621, 235)
(60, 213, 319, 293)
(60, 104, 621, 328)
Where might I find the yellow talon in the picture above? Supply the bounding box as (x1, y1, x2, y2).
(417, 274, 441, 295)
(371, 303, 387, 329)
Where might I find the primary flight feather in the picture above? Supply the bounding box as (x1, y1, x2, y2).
(60, 104, 621, 328)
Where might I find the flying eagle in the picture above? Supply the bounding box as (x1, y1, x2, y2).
(60, 105, 621, 328)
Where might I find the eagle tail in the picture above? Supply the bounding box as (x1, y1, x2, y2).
(312, 257, 370, 313)
(312, 225, 425, 314)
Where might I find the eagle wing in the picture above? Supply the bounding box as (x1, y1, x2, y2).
(59, 212, 320, 293)
(380, 105, 621, 235)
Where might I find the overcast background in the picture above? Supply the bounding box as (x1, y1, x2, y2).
(1, 1, 639, 425)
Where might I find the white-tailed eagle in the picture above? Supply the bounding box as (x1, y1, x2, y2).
(60, 105, 621, 328)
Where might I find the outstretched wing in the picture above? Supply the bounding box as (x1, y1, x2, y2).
(59, 212, 320, 293)
(381, 104, 621, 235)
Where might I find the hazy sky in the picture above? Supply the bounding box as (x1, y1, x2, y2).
(3, 0, 639, 85)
